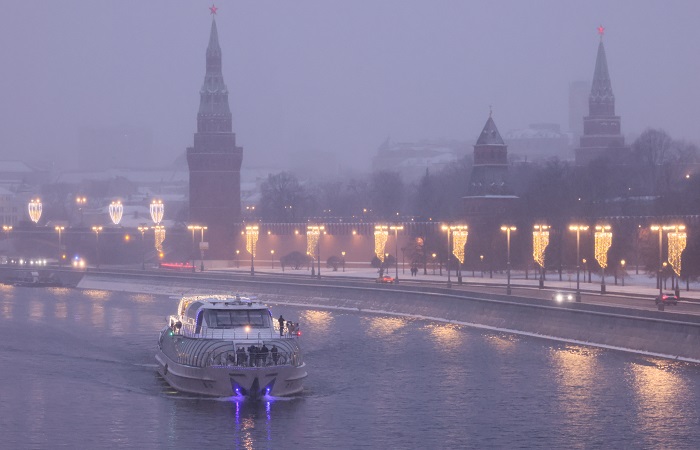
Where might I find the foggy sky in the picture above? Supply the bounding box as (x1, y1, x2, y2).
(1, 0, 699, 173)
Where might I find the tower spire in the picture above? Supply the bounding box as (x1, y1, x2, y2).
(198, 6, 230, 133)
(589, 27, 614, 116)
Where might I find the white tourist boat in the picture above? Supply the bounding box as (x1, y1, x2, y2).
(156, 294, 307, 398)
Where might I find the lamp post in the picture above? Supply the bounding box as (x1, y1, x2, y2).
(594, 225, 612, 294)
(582, 258, 587, 283)
(137, 224, 148, 270)
(3, 225, 12, 253)
(307, 225, 324, 279)
(390, 225, 404, 284)
(501, 225, 516, 295)
(533, 224, 550, 289)
(187, 225, 198, 272)
(651, 225, 666, 297)
(432, 253, 437, 275)
(441, 225, 452, 288)
(76, 196, 86, 225)
(55, 226, 65, 266)
(92, 226, 103, 269)
(620, 260, 626, 286)
(341, 251, 346, 272)
(271, 250, 275, 269)
(246, 225, 259, 276)
(236, 250, 240, 268)
(480, 255, 484, 277)
(569, 224, 589, 302)
(198, 226, 207, 271)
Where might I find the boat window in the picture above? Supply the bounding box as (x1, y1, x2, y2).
(205, 309, 271, 328)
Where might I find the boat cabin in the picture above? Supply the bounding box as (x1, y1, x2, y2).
(171, 295, 275, 338)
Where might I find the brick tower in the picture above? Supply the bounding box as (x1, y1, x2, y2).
(575, 28, 630, 166)
(187, 11, 243, 259)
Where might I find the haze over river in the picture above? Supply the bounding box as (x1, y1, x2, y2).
(2, 286, 700, 448)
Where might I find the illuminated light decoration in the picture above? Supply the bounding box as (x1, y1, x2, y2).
(597, 25, 605, 36)
(374, 225, 389, 262)
(532, 225, 550, 268)
(245, 225, 259, 257)
(306, 225, 324, 259)
(28, 198, 42, 224)
(109, 201, 123, 225)
(443, 225, 468, 264)
(153, 225, 166, 252)
(150, 200, 164, 225)
(667, 226, 687, 277)
(594, 225, 612, 269)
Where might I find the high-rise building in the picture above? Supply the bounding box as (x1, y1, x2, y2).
(186, 11, 243, 259)
(575, 31, 630, 166)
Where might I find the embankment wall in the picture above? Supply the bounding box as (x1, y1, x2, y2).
(74, 271, 700, 362)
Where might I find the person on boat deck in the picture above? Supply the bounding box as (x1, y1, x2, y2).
(271, 345, 279, 365)
(261, 344, 270, 366)
(248, 344, 257, 366)
(236, 347, 246, 366)
(287, 322, 295, 335)
(227, 353, 236, 365)
(278, 315, 285, 337)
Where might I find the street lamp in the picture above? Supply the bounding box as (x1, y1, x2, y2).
(620, 260, 626, 286)
(432, 253, 437, 275)
(594, 225, 612, 294)
(2, 225, 12, 258)
(569, 224, 589, 302)
(501, 225, 516, 295)
(55, 226, 65, 266)
(245, 225, 259, 275)
(76, 196, 87, 225)
(341, 251, 346, 272)
(92, 226, 103, 269)
(137, 224, 148, 270)
(582, 258, 588, 282)
(533, 224, 550, 288)
(271, 250, 275, 269)
(389, 225, 404, 284)
(307, 225, 324, 279)
(235, 249, 240, 268)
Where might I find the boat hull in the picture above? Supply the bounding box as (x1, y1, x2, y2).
(155, 349, 307, 398)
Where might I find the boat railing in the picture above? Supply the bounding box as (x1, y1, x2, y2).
(174, 322, 300, 341)
(203, 345, 303, 369)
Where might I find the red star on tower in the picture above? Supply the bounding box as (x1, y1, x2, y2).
(209, 4, 218, 15)
(597, 25, 605, 38)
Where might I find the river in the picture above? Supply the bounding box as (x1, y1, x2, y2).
(1, 285, 700, 449)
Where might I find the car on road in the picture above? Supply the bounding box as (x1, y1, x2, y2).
(655, 293, 678, 306)
(376, 275, 395, 284)
(553, 292, 574, 303)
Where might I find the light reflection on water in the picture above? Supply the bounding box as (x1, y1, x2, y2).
(550, 346, 604, 438)
(2, 288, 700, 448)
(364, 316, 406, 338)
(29, 299, 44, 322)
(300, 310, 333, 334)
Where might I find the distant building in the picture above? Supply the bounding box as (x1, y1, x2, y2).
(0, 186, 21, 227)
(372, 138, 469, 181)
(575, 33, 630, 166)
(504, 123, 571, 162)
(186, 14, 243, 259)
